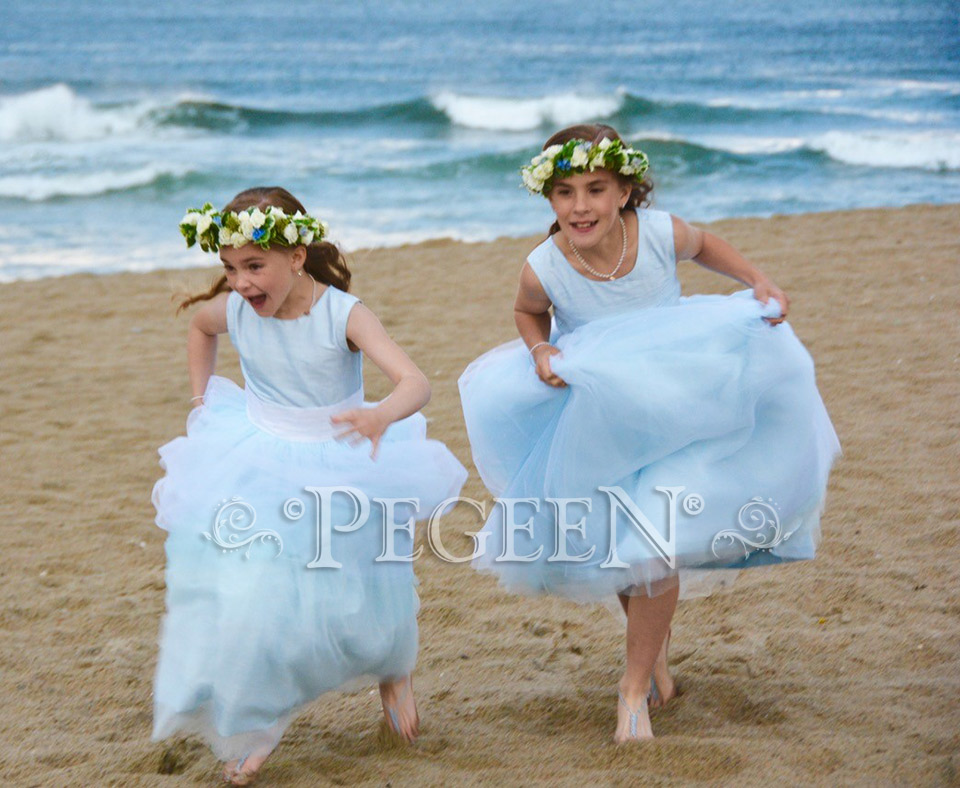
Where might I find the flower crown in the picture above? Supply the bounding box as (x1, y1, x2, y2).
(179, 203, 327, 252)
(520, 137, 649, 196)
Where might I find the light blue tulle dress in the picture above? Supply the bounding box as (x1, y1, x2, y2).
(459, 209, 841, 602)
(151, 285, 467, 760)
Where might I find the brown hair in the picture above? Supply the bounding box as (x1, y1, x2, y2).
(176, 186, 352, 313)
(541, 124, 653, 236)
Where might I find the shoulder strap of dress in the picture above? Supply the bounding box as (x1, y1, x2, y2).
(225, 289, 244, 342)
(636, 208, 677, 268)
(324, 286, 363, 351)
(526, 237, 561, 305)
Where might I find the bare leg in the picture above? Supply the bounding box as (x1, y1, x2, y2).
(618, 589, 676, 709)
(379, 674, 419, 742)
(648, 624, 676, 709)
(614, 579, 679, 743)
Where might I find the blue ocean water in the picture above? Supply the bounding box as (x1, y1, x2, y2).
(1, 0, 958, 280)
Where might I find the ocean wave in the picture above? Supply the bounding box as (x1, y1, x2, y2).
(0, 165, 193, 201)
(149, 96, 447, 131)
(808, 130, 960, 172)
(0, 84, 158, 143)
(0, 85, 452, 142)
(5, 84, 935, 149)
(154, 89, 778, 133)
(687, 135, 807, 155)
(636, 130, 960, 172)
(136, 89, 827, 134)
(152, 89, 950, 138)
(430, 91, 625, 131)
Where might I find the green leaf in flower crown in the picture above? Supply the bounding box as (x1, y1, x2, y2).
(180, 224, 197, 247)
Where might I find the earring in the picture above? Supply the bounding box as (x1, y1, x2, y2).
(297, 269, 303, 277)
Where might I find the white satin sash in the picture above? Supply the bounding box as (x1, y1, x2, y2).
(245, 386, 364, 442)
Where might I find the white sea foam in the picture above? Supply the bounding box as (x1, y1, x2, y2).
(430, 91, 624, 131)
(0, 84, 159, 143)
(652, 128, 960, 170)
(628, 130, 684, 143)
(695, 135, 807, 155)
(0, 240, 197, 283)
(0, 164, 191, 201)
(809, 130, 960, 171)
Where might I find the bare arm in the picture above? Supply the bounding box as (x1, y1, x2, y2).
(514, 262, 566, 387)
(330, 303, 431, 458)
(672, 215, 789, 323)
(187, 291, 229, 405)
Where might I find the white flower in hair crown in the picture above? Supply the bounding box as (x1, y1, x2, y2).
(179, 203, 327, 252)
(520, 137, 650, 195)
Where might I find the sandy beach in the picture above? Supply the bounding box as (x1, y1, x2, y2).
(0, 203, 957, 786)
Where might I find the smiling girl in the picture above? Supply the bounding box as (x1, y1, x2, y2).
(151, 187, 466, 784)
(459, 125, 840, 743)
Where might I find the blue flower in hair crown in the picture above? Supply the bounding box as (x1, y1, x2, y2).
(520, 138, 649, 196)
(179, 203, 327, 253)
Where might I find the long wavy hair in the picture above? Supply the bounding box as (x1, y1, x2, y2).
(541, 124, 653, 236)
(177, 187, 351, 313)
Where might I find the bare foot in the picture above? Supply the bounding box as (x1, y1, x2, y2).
(379, 675, 419, 742)
(221, 751, 269, 785)
(649, 628, 677, 709)
(615, 685, 653, 743)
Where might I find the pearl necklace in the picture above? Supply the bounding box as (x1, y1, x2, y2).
(568, 215, 628, 280)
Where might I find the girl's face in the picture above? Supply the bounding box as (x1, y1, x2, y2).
(547, 168, 631, 250)
(219, 244, 306, 317)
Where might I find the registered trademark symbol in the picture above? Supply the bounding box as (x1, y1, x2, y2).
(682, 493, 705, 516)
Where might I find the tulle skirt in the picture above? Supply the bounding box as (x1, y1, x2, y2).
(459, 290, 841, 603)
(150, 376, 467, 760)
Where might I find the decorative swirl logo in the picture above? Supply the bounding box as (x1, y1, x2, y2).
(711, 497, 787, 559)
(204, 497, 283, 558)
